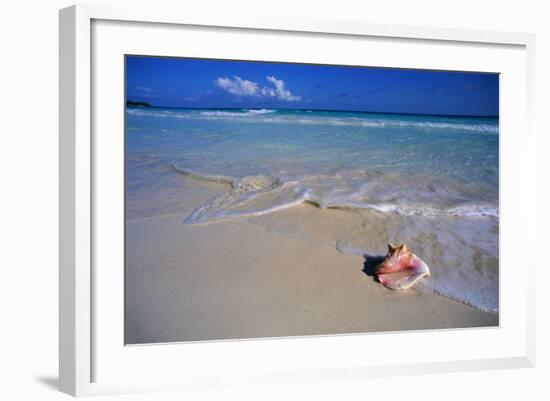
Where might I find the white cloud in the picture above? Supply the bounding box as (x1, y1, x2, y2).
(214, 76, 259, 96)
(214, 75, 301, 102)
(261, 76, 301, 101)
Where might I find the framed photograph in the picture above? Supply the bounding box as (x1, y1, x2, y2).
(59, 4, 536, 396)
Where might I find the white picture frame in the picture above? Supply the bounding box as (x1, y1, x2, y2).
(59, 3, 536, 397)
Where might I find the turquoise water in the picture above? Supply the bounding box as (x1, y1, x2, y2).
(126, 107, 499, 313)
(127, 107, 498, 221)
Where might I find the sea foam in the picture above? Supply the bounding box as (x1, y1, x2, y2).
(174, 165, 499, 224)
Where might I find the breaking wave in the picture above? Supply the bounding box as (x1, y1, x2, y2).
(198, 108, 276, 117)
(127, 107, 498, 134)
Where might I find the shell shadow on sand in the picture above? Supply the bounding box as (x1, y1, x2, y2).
(362, 254, 385, 283)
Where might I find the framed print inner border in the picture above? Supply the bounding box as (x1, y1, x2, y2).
(59, 4, 536, 397)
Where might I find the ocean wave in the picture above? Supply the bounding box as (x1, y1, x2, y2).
(284, 118, 498, 133)
(198, 108, 275, 117)
(126, 108, 498, 134)
(173, 164, 499, 224)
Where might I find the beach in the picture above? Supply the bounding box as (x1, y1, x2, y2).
(125, 171, 498, 344)
(125, 107, 499, 344)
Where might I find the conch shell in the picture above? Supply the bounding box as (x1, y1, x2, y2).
(375, 243, 430, 290)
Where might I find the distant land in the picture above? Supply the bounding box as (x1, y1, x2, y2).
(126, 100, 151, 107)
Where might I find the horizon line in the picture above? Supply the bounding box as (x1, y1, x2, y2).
(125, 101, 499, 119)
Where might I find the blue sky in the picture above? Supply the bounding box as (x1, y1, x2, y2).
(126, 56, 499, 116)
